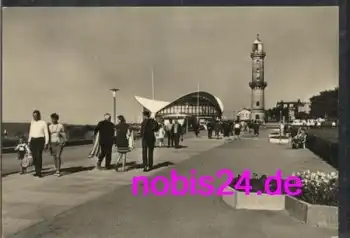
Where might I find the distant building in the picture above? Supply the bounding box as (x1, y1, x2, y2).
(298, 102, 311, 114)
(276, 100, 310, 121)
(237, 109, 252, 121)
(134, 91, 224, 127)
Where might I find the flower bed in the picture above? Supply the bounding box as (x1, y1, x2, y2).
(222, 171, 338, 227)
(229, 173, 299, 195)
(292, 170, 338, 206)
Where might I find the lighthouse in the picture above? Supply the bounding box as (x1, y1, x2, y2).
(249, 34, 267, 122)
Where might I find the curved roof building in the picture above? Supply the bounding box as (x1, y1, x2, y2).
(134, 91, 224, 118)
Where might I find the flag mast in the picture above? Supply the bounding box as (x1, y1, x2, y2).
(197, 82, 200, 119)
(151, 67, 155, 100)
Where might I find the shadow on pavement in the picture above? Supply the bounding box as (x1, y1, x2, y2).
(42, 166, 95, 177)
(2, 167, 51, 178)
(113, 161, 138, 171)
(174, 145, 188, 149)
(152, 161, 175, 170)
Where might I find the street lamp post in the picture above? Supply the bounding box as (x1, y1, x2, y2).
(110, 88, 120, 124)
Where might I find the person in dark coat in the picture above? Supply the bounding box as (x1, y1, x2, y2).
(171, 119, 183, 148)
(140, 111, 158, 171)
(229, 121, 234, 137)
(253, 120, 260, 136)
(193, 121, 200, 137)
(214, 121, 220, 139)
(223, 121, 230, 138)
(207, 121, 213, 139)
(94, 113, 115, 170)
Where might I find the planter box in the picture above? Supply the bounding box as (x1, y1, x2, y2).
(285, 196, 338, 228)
(268, 133, 280, 138)
(222, 186, 285, 211)
(269, 137, 289, 144)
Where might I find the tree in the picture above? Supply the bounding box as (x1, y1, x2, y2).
(309, 88, 338, 119)
(266, 107, 279, 121)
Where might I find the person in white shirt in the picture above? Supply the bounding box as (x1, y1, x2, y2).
(28, 110, 49, 177)
(49, 113, 66, 177)
(165, 120, 174, 147)
(279, 121, 285, 136)
(234, 121, 241, 140)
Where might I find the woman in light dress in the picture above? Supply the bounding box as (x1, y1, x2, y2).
(48, 113, 67, 177)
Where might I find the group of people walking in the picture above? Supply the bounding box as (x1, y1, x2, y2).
(91, 111, 186, 172)
(89, 111, 154, 172)
(16, 109, 189, 177)
(17, 109, 263, 177)
(15, 110, 66, 177)
(205, 119, 260, 140)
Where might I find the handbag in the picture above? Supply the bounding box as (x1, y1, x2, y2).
(128, 130, 135, 150)
(21, 153, 33, 168)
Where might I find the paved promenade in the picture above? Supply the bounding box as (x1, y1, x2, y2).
(3, 130, 337, 238)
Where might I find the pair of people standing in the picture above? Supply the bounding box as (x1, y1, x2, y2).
(28, 110, 66, 177)
(164, 119, 183, 148)
(93, 113, 133, 172)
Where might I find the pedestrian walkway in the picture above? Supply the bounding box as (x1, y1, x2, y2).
(4, 130, 337, 238)
(2, 136, 224, 238)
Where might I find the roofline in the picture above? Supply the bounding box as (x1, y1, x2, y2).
(134, 91, 224, 114)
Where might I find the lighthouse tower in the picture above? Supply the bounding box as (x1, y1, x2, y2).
(249, 34, 267, 122)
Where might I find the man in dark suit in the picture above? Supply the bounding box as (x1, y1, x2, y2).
(207, 121, 213, 139)
(140, 111, 158, 171)
(94, 113, 115, 170)
(171, 119, 183, 148)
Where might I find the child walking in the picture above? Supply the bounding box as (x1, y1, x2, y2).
(156, 124, 165, 147)
(14, 137, 31, 174)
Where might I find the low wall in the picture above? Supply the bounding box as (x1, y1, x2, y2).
(2, 133, 142, 154)
(2, 139, 93, 154)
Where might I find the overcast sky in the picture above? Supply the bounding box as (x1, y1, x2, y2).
(3, 7, 338, 124)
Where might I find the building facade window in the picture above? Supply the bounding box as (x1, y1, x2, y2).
(256, 101, 260, 107)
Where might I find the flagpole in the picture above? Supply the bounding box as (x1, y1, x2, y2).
(151, 67, 155, 100)
(197, 82, 200, 119)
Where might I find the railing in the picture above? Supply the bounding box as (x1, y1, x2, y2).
(2, 133, 142, 154)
